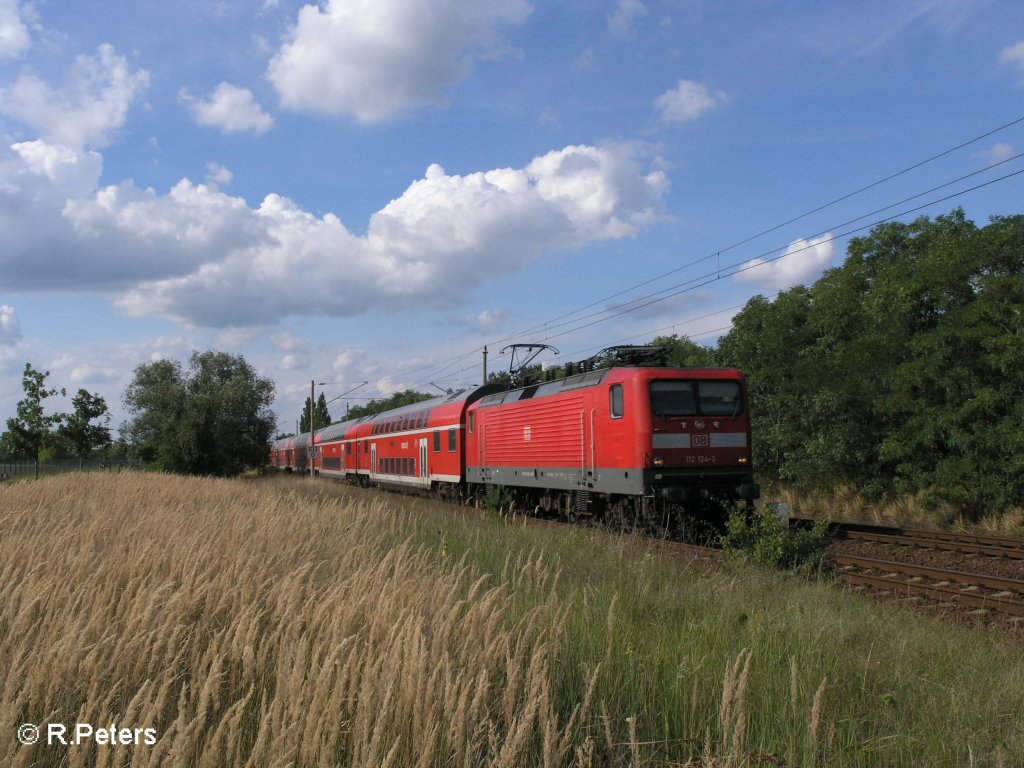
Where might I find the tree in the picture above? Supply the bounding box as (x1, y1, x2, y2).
(299, 392, 332, 433)
(650, 334, 718, 367)
(5, 363, 66, 478)
(60, 389, 112, 468)
(716, 209, 1024, 514)
(123, 350, 276, 476)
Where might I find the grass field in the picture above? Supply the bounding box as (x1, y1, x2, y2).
(1, 473, 1022, 767)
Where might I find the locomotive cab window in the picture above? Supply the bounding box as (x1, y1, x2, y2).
(610, 384, 624, 419)
(697, 380, 744, 416)
(649, 380, 743, 417)
(448, 428, 457, 452)
(468, 412, 475, 433)
(650, 381, 696, 417)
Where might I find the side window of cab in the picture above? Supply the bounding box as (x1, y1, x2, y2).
(610, 384, 624, 419)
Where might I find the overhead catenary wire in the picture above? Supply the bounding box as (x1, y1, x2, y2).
(399, 117, 1024, 389)
(488, 115, 1024, 346)
(527, 165, 1024, 346)
(409, 161, 1024, 389)
(490, 148, 1024, 349)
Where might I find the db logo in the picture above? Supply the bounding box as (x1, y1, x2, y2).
(523, 426, 532, 442)
(693, 434, 710, 447)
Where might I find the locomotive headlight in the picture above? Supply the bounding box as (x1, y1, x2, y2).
(653, 457, 664, 467)
(738, 457, 749, 464)
(695, 419, 705, 430)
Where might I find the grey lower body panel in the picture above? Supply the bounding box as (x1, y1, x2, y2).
(467, 464, 643, 495)
(467, 464, 755, 497)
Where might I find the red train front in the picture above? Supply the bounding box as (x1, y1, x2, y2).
(464, 366, 759, 530)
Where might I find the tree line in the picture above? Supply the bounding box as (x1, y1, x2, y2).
(2, 350, 275, 478)
(1, 364, 113, 477)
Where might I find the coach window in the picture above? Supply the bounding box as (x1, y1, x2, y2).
(448, 428, 457, 452)
(346, 443, 352, 455)
(409, 458, 415, 476)
(610, 384, 624, 419)
(434, 431, 441, 452)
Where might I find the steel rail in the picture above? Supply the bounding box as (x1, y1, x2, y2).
(900, 528, 1024, 551)
(791, 517, 1024, 555)
(833, 554, 1024, 593)
(835, 556, 1024, 616)
(839, 529, 1024, 560)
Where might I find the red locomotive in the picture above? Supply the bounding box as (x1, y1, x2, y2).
(271, 357, 758, 530)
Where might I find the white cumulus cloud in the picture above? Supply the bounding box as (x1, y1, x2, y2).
(655, 79, 727, 123)
(267, 0, 532, 122)
(180, 83, 274, 135)
(0, 304, 21, 345)
(1001, 40, 1024, 83)
(0, 0, 30, 57)
(980, 142, 1016, 165)
(280, 353, 306, 371)
(608, 0, 646, 38)
(70, 364, 119, 385)
(0, 135, 667, 327)
(0, 138, 267, 289)
(733, 234, 836, 291)
(206, 161, 234, 187)
(119, 143, 667, 326)
(0, 44, 149, 148)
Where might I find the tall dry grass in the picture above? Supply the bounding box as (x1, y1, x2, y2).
(770, 483, 1024, 533)
(4, 473, 1022, 766)
(0, 473, 605, 767)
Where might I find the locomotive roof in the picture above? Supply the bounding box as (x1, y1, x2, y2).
(476, 366, 743, 408)
(477, 368, 610, 408)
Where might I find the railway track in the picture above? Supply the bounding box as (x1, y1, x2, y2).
(787, 518, 1024, 624)
(833, 553, 1024, 617)
(834, 524, 1024, 560)
(792, 517, 1024, 558)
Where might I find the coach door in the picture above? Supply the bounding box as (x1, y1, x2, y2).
(419, 438, 428, 481)
(371, 443, 377, 478)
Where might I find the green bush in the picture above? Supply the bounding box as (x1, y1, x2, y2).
(725, 508, 832, 573)
(482, 484, 510, 513)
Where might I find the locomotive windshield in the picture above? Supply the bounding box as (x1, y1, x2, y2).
(649, 380, 743, 417)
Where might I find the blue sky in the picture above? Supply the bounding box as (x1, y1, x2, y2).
(1, 0, 1022, 433)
